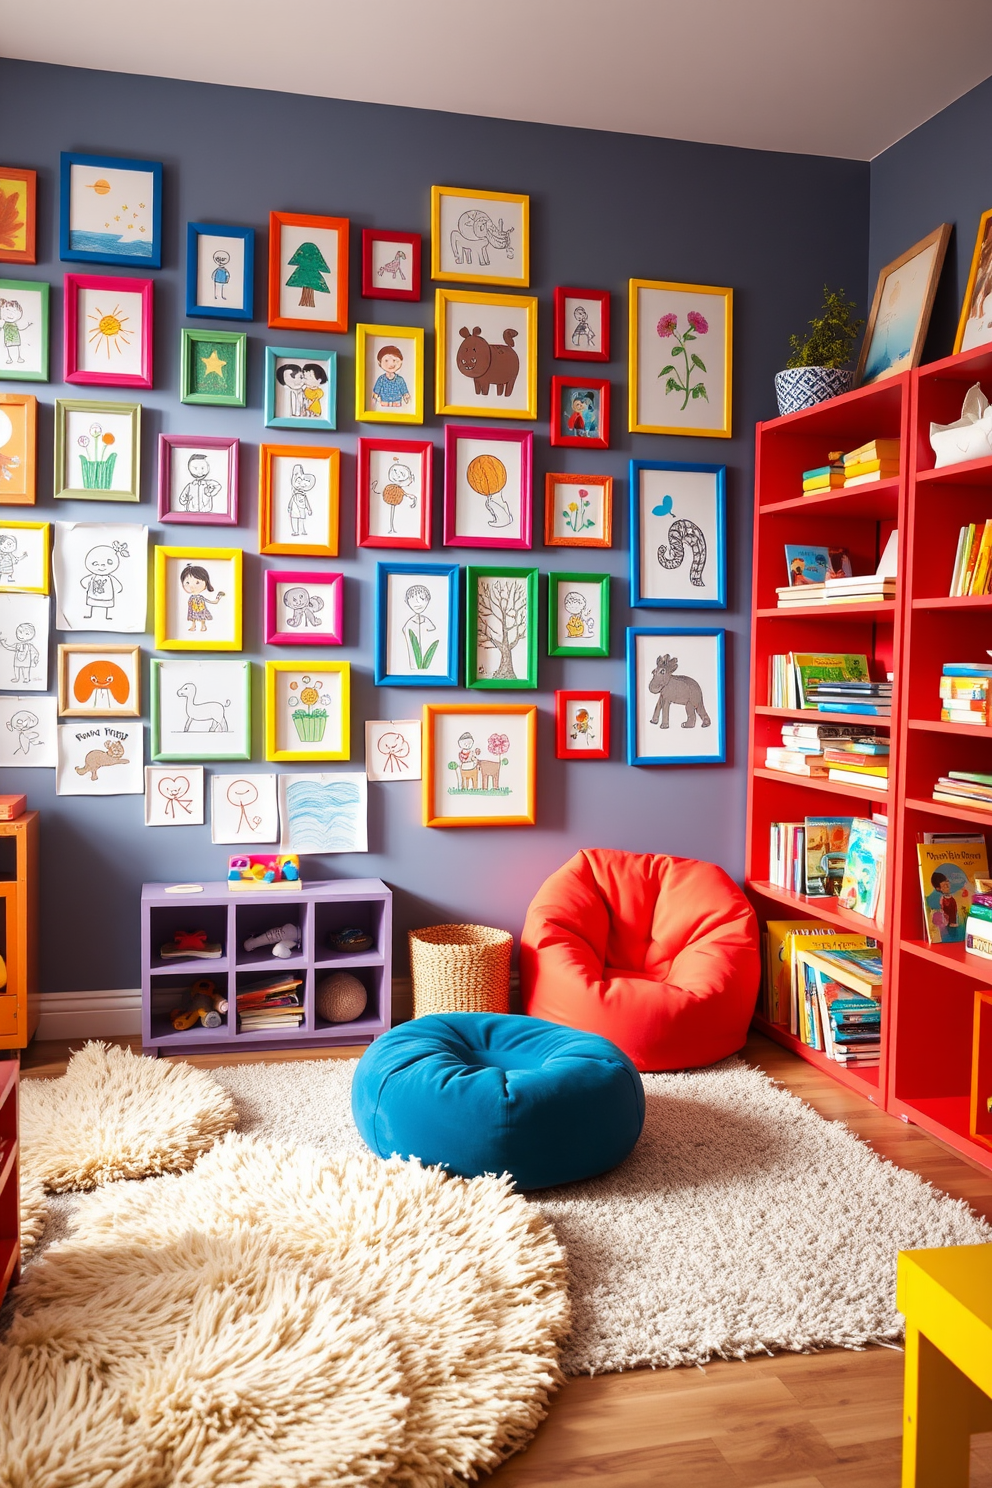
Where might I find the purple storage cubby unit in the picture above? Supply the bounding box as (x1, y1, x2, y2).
(141, 878, 392, 1056)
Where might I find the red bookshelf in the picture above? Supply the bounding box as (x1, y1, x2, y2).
(747, 344, 992, 1172)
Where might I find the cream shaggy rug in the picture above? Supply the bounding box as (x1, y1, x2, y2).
(203, 1056, 992, 1374)
(2, 1134, 568, 1488)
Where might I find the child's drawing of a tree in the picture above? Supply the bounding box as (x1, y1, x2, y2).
(478, 577, 526, 680)
(286, 241, 331, 308)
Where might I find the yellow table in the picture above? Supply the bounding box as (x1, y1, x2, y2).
(897, 1245, 992, 1486)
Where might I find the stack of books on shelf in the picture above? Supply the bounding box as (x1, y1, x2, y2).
(841, 437, 900, 487)
(825, 736, 889, 790)
(764, 725, 887, 787)
(761, 919, 879, 1025)
(795, 943, 883, 1066)
(918, 838, 989, 947)
(933, 771, 992, 811)
(949, 521, 992, 597)
(938, 662, 992, 725)
(776, 536, 896, 609)
(801, 454, 845, 495)
(806, 677, 892, 718)
(769, 651, 890, 713)
(236, 974, 304, 1031)
(767, 812, 887, 921)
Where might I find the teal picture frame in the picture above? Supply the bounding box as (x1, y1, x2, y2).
(263, 345, 337, 430)
(180, 327, 247, 407)
(547, 571, 609, 657)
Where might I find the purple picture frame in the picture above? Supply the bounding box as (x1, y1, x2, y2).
(442, 425, 533, 550)
(157, 434, 239, 526)
(264, 569, 344, 645)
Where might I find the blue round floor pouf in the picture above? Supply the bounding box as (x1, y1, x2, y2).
(351, 1011, 645, 1190)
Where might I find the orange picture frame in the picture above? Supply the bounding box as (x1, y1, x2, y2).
(0, 168, 37, 266)
(268, 211, 349, 333)
(544, 471, 613, 547)
(0, 393, 36, 504)
(422, 702, 537, 828)
(259, 444, 340, 557)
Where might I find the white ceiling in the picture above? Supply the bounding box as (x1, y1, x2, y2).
(4, 0, 992, 161)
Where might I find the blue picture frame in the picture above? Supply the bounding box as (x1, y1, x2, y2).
(625, 626, 726, 765)
(59, 152, 164, 268)
(263, 345, 338, 431)
(185, 223, 255, 321)
(374, 562, 460, 687)
(629, 460, 727, 609)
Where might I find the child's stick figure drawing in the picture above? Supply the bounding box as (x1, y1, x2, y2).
(287, 463, 315, 536)
(157, 774, 194, 819)
(0, 622, 38, 685)
(6, 708, 39, 756)
(211, 250, 231, 302)
(227, 778, 261, 833)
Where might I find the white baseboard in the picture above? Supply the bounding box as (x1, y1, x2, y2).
(32, 975, 522, 1043)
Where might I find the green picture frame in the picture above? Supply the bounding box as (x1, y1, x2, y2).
(466, 564, 538, 690)
(547, 571, 610, 658)
(0, 278, 48, 382)
(54, 397, 141, 501)
(180, 326, 247, 407)
(149, 657, 252, 762)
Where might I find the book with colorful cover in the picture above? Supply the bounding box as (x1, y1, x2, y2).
(917, 841, 989, 944)
(791, 652, 870, 709)
(803, 817, 854, 896)
(795, 943, 883, 998)
(784, 545, 852, 585)
(763, 921, 870, 1029)
(838, 818, 887, 918)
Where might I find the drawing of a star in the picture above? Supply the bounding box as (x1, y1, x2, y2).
(201, 349, 227, 378)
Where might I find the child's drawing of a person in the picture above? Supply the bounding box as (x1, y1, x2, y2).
(371, 345, 411, 411)
(6, 708, 39, 757)
(402, 583, 437, 669)
(302, 362, 328, 419)
(287, 463, 315, 536)
(570, 707, 596, 747)
(0, 622, 38, 685)
(563, 590, 594, 640)
(276, 363, 307, 419)
(178, 452, 222, 514)
(1, 300, 31, 366)
(181, 563, 225, 633)
(0, 533, 27, 584)
(571, 304, 595, 349)
(212, 250, 231, 302)
(80, 542, 127, 621)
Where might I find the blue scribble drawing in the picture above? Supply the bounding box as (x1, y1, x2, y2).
(280, 773, 368, 854)
(651, 495, 674, 518)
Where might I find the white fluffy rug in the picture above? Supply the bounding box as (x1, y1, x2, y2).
(207, 1056, 992, 1374)
(2, 1134, 568, 1488)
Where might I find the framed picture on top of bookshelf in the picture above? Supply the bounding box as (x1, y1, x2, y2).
(628, 279, 732, 438)
(625, 626, 725, 765)
(955, 208, 992, 354)
(856, 223, 951, 385)
(629, 460, 726, 609)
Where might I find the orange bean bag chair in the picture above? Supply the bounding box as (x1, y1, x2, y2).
(520, 849, 760, 1072)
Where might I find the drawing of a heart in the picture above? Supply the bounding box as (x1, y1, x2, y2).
(158, 776, 190, 799)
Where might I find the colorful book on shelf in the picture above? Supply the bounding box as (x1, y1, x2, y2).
(838, 818, 887, 919)
(802, 454, 845, 492)
(765, 748, 828, 776)
(782, 928, 877, 1038)
(803, 816, 854, 895)
(943, 663, 992, 677)
(823, 743, 890, 762)
(818, 702, 891, 716)
(795, 943, 883, 999)
(940, 678, 990, 698)
(785, 546, 831, 585)
(791, 653, 870, 709)
(917, 841, 989, 943)
(842, 438, 900, 465)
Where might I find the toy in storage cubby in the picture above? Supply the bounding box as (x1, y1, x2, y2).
(745, 373, 909, 1103)
(141, 878, 392, 1055)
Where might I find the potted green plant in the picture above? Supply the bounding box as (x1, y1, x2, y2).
(775, 287, 864, 416)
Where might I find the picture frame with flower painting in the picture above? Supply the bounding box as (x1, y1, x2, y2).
(54, 399, 140, 502)
(259, 444, 340, 557)
(357, 437, 432, 550)
(157, 434, 239, 526)
(264, 659, 351, 763)
(550, 376, 610, 450)
(555, 690, 610, 761)
(63, 274, 153, 389)
(361, 229, 421, 302)
(544, 472, 612, 548)
(0, 277, 48, 382)
(0, 393, 37, 504)
(422, 702, 536, 828)
(443, 425, 532, 549)
(0, 168, 37, 265)
(553, 287, 610, 362)
(628, 279, 732, 438)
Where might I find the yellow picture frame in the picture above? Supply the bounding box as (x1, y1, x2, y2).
(354, 323, 425, 425)
(628, 279, 732, 439)
(0, 519, 49, 594)
(154, 546, 243, 652)
(435, 288, 538, 420)
(955, 207, 992, 354)
(430, 186, 530, 288)
(264, 659, 351, 762)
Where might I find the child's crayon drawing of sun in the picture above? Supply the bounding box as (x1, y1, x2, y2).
(88, 304, 132, 360)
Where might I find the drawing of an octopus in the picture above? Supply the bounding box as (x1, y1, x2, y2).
(282, 586, 325, 630)
(657, 518, 707, 587)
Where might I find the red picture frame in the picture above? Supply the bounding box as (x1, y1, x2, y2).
(356, 436, 433, 550)
(550, 375, 610, 450)
(553, 287, 610, 362)
(63, 273, 153, 389)
(361, 229, 421, 302)
(268, 211, 349, 333)
(0, 167, 36, 265)
(555, 690, 611, 760)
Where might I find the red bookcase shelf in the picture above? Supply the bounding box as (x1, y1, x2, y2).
(748, 342, 992, 1173)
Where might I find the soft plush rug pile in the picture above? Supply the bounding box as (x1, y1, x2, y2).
(2, 1133, 568, 1487)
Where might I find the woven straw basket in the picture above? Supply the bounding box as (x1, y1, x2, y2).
(409, 924, 512, 1018)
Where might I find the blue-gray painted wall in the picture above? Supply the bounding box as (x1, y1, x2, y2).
(0, 58, 869, 992)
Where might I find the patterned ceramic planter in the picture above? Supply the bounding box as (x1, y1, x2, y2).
(774, 366, 854, 417)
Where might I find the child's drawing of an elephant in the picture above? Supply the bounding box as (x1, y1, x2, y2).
(449, 210, 515, 267)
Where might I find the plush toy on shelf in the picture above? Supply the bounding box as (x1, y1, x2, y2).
(170, 977, 228, 1030)
(243, 923, 301, 959)
(160, 929, 223, 960)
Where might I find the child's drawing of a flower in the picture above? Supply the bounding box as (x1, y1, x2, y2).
(657, 311, 709, 411)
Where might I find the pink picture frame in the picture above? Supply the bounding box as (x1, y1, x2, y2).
(443, 425, 533, 550)
(357, 436, 433, 550)
(157, 434, 239, 525)
(553, 287, 610, 362)
(63, 273, 153, 389)
(361, 229, 421, 302)
(264, 569, 344, 645)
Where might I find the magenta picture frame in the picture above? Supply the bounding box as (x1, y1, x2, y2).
(443, 424, 533, 550)
(63, 273, 154, 389)
(157, 433, 239, 526)
(264, 569, 344, 645)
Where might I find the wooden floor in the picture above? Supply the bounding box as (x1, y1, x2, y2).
(19, 1032, 992, 1487)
